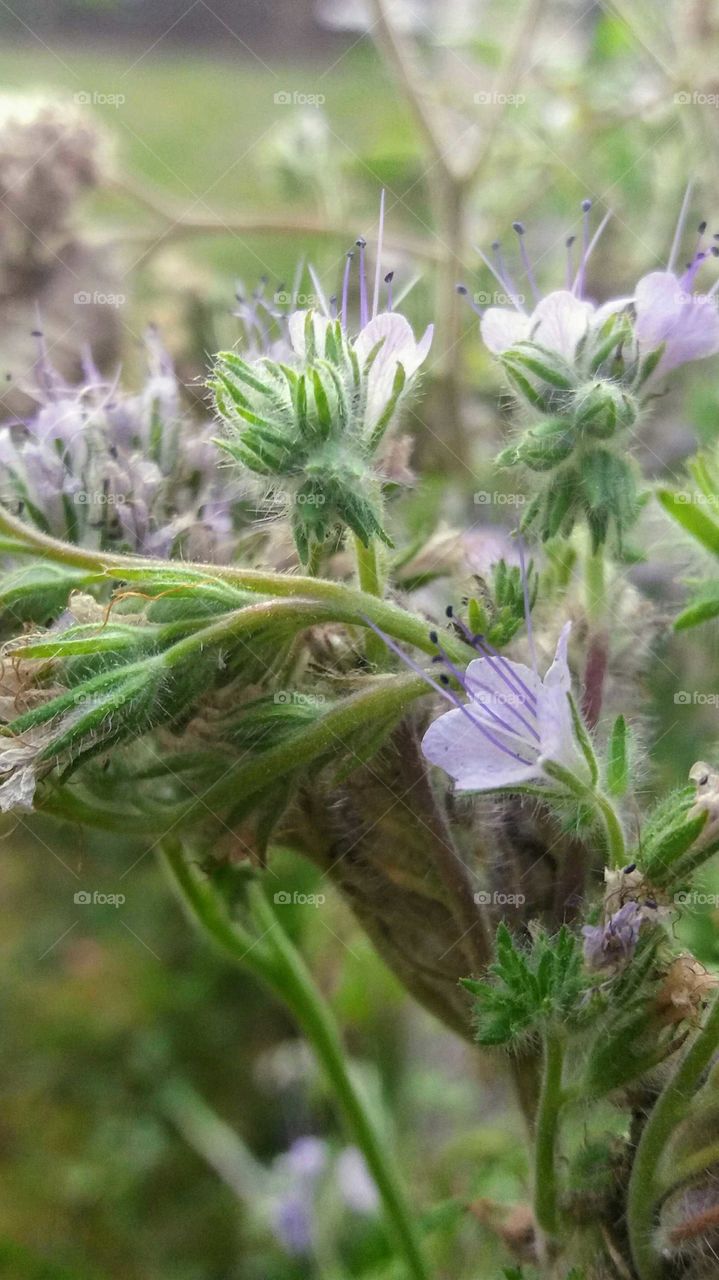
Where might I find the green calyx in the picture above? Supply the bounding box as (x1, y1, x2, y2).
(495, 311, 646, 549)
(210, 314, 406, 565)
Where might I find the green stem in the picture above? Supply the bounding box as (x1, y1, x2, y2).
(593, 789, 627, 869)
(354, 535, 382, 598)
(0, 502, 474, 667)
(584, 542, 606, 623)
(354, 536, 388, 667)
(541, 761, 627, 868)
(533, 1028, 564, 1238)
(161, 840, 430, 1280)
(627, 991, 719, 1280)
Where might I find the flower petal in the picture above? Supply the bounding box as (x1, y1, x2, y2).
(634, 271, 719, 372)
(421, 706, 540, 792)
(480, 307, 530, 355)
(530, 291, 594, 360)
(353, 312, 431, 431)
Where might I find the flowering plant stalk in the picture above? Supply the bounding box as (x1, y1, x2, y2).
(4, 197, 719, 1279)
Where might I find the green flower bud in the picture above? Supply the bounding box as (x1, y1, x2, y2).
(501, 340, 576, 415)
(574, 380, 638, 438)
(209, 308, 430, 565)
(514, 417, 575, 470)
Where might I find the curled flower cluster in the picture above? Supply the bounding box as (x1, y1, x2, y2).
(0, 330, 243, 560)
(469, 196, 719, 548)
(212, 197, 432, 564)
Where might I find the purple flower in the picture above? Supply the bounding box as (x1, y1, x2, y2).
(474, 200, 624, 362)
(420, 620, 591, 793)
(633, 270, 719, 376)
(475, 190, 719, 380)
(629, 189, 719, 377)
(582, 901, 644, 971)
(285, 193, 432, 436)
(0, 330, 240, 559)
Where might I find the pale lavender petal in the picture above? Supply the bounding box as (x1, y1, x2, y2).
(480, 307, 530, 354)
(634, 270, 719, 372)
(353, 312, 431, 430)
(530, 291, 594, 360)
(421, 706, 540, 792)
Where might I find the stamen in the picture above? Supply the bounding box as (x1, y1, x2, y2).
(573, 205, 612, 298)
(361, 617, 535, 766)
(451, 611, 538, 711)
(356, 237, 368, 328)
(512, 221, 540, 303)
(475, 245, 526, 313)
(341, 251, 353, 331)
(456, 283, 483, 317)
(384, 271, 394, 311)
(372, 189, 385, 319)
(434, 638, 540, 742)
(308, 263, 331, 317)
(565, 236, 575, 289)
(329, 294, 338, 319)
(667, 180, 694, 274)
(516, 533, 538, 674)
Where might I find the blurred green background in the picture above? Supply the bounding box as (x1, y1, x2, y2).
(2, 2, 719, 1276)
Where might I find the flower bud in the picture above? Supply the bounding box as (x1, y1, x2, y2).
(500, 340, 575, 414)
(501, 418, 574, 472)
(574, 380, 638, 438)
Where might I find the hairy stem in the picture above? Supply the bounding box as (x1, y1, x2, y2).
(628, 990, 719, 1280)
(0, 502, 475, 666)
(161, 838, 430, 1280)
(354, 535, 389, 667)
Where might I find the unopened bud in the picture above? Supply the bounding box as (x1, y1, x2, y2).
(574, 380, 638, 438)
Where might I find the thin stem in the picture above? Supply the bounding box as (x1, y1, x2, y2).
(354, 535, 387, 667)
(628, 991, 719, 1280)
(540, 761, 627, 868)
(161, 839, 430, 1280)
(354, 535, 382, 598)
(247, 885, 430, 1280)
(593, 789, 627, 869)
(533, 1028, 565, 1238)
